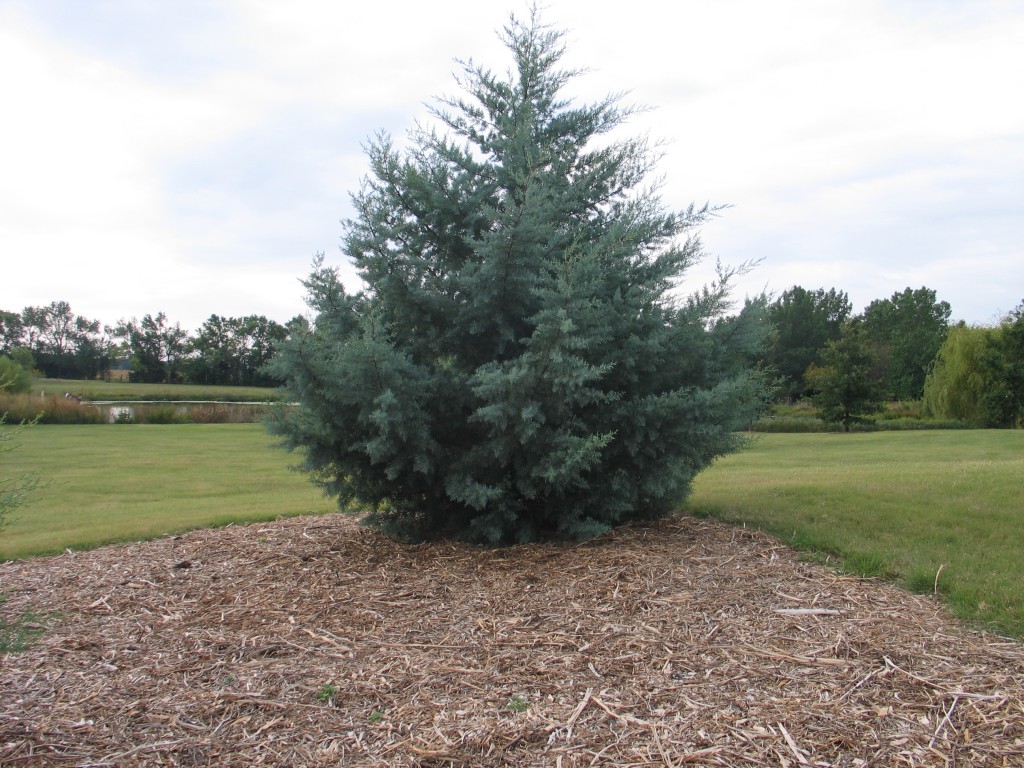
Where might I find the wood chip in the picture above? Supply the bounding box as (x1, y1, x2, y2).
(2, 513, 1022, 766)
(774, 608, 841, 616)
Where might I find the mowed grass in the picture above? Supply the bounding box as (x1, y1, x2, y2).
(689, 431, 1024, 638)
(0, 424, 333, 559)
(37, 379, 282, 402)
(4, 425, 1023, 638)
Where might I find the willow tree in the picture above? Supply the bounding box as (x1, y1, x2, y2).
(269, 12, 770, 544)
(923, 324, 991, 425)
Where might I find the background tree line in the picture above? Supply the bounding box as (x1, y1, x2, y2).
(0, 302, 304, 388)
(762, 286, 1024, 429)
(2, 287, 1022, 430)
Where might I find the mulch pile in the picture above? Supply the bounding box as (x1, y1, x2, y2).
(1, 513, 1022, 767)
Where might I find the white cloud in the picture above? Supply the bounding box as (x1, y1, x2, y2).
(2, 0, 1022, 330)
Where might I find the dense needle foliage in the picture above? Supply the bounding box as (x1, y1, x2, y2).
(269, 13, 770, 544)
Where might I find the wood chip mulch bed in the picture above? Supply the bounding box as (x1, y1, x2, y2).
(1, 513, 1022, 767)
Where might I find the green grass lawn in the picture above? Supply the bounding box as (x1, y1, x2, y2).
(689, 430, 1024, 638)
(1, 424, 332, 559)
(36, 379, 282, 402)
(4, 425, 1023, 638)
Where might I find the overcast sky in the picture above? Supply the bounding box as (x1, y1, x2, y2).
(2, 0, 1022, 332)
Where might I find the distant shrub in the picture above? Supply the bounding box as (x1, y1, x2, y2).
(771, 400, 820, 419)
(0, 357, 32, 394)
(883, 401, 927, 419)
(748, 416, 829, 433)
(750, 398, 972, 432)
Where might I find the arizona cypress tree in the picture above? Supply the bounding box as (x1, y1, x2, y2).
(269, 12, 770, 544)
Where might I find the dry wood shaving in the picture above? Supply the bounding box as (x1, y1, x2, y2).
(2, 513, 1022, 767)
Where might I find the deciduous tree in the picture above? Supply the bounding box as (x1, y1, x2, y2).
(862, 287, 951, 400)
(923, 323, 991, 424)
(981, 300, 1024, 428)
(14, 302, 103, 379)
(0, 311, 24, 356)
(764, 286, 852, 400)
(188, 314, 288, 386)
(805, 323, 884, 431)
(114, 313, 188, 383)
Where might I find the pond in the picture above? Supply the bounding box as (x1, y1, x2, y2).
(86, 400, 276, 424)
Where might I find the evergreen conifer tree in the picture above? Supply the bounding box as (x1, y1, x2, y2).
(268, 11, 771, 544)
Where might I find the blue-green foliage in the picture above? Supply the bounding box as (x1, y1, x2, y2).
(268, 13, 771, 544)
